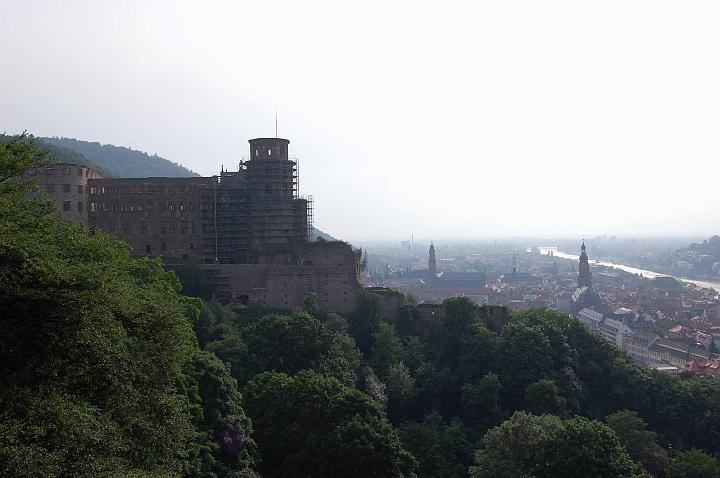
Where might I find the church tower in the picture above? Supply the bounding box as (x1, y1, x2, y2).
(512, 252, 517, 275)
(428, 242, 437, 281)
(578, 240, 592, 288)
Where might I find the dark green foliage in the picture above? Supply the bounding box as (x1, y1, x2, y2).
(470, 411, 635, 478)
(399, 415, 474, 478)
(372, 321, 403, 376)
(0, 139, 256, 477)
(605, 410, 668, 476)
(318, 332, 362, 387)
(167, 257, 215, 300)
(349, 288, 386, 353)
(194, 300, 233, 347)
(524, 379, 567, 417)
(39, 136, 198, 178)
(461, 373, 504, 436)
(241, 311, 333, 379)
(666, 449, 720, 478)
(244, 370, 417, 478)
(385, 362, 416, 423)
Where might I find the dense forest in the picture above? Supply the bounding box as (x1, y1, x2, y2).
(2, 135, 720, 477)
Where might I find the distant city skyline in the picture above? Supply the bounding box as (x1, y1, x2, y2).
(2, 1, 719, 240)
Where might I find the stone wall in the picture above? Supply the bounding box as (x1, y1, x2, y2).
(88, 177, 205, 258)
(23, 163, 101, 222)
(204, 241, 361, 313)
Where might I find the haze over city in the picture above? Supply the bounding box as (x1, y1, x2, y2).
(2, 0, 719, 240)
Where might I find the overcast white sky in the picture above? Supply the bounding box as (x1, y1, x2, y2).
(1, 1, 719, 241)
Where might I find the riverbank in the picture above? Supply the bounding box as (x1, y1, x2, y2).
(541, 249, 720, 291)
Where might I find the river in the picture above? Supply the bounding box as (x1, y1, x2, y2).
(538, 247, 720, 291)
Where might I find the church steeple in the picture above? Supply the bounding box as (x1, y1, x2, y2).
(578, 240, 592, 288)
(428, 242, 437, 281)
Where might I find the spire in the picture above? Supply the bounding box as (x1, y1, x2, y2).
(512, 252, 517, 275)
(428, 241, 437, 282)
(578, 240, 592, 288)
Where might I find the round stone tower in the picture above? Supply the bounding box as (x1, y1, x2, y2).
(246, 138, 296, 200)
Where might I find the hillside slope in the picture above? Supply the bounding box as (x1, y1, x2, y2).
(40, 136, 198, 178)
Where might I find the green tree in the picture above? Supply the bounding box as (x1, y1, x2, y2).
(470, 411, 562, 478)
(371, 322, 403, 376)
(318, 332, 362, 387)
(497, 322, 555, 410)
(241, 311, 333, 379)
(666, 449, 720, 478)
(244, 370, 417, 478)
(540, 416, 635, 477)
(470, 412, 635, 478)
(524, 379, 567, 417)
(456, 321, 499, 383)
(386, 361, 416, 423)
(399, 416, 474, 478)
(349, 289, 386, 353)
(605, 410, 668, 476)
(461, 372, 504, 436)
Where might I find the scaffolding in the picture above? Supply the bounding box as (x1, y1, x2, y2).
(305, 195, 313, 239)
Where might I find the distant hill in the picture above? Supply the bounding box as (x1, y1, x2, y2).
(1, 134, 101, 172)
(39, 137, 198, 178)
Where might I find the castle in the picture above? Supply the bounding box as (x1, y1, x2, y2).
(24, 137, 361, 312)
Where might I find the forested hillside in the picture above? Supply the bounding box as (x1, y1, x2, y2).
(2, 135, 720, 477)
(40, 136, 198, 178)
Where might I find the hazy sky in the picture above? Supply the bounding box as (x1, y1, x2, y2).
(2, 1, 719, 241)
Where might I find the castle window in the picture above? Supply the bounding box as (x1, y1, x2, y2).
(188, 202, 193, 211)
(137, 203, 144, 211)
(47, 184, 55, 192)
(191, 221, 197, 233)
(160, 222, 167, 234)
(28, 168, 36, 175)
(123, 222, 130, 232)
(170, 221, 177, 234)
(140, 221, 147, 233)
(146, 244, 151, 253)
(89, 202, 97, 212)
(77, 201, 83, 212)
(77, 185, 83, 194)
(63, 184, 71, 193)
(168, 202, 174, 211)
(62, 201, 71, 211)
(167, 187, 173, 194)
(63, 167, 71, 175)
(45, 168, 54, 175)
(179, 203, 185, 211)
(180, 221, 188, 234)
(267, 149, 272, 156)
(161, 242, 166, 251)
(189, 242, 194, 250)
(77, 168, 83, 176)
(147, 201, 154, 211)
(89, 186, 97, 194)
(255, 149, 258, 157)
(101, 202, 107, 212)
